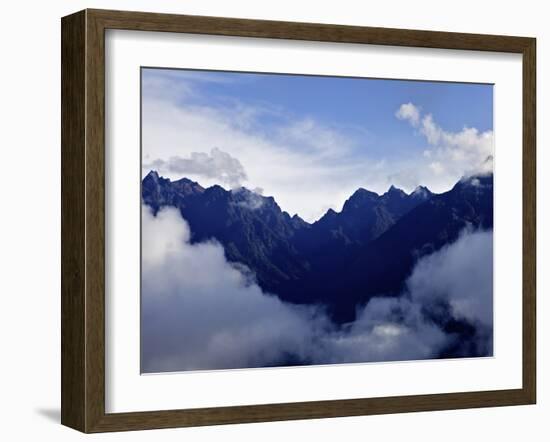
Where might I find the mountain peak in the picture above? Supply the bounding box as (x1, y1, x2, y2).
(206, 184, 227, 196)
(173, 176, 199, 185)
(318, 208, 338, 224)
(458, 172, 493, 186)
(172, 176, 205, 195)
(463, 174, 493, 187)
(411, 185, 432, 199)
(142, 170, 171, 192)
(144, 170, 161, 182)
(384, 185, 406, 197)
(291, 213, 309, 229)
(342, 188, 379, 212)
(353, 187, 379, 197)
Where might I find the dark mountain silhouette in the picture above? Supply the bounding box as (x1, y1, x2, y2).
(143, 171, 312, 290)
(142, 171, 493, 324)
(309, 184, 432, 245)
(293, 184, 433, 285)
(287, 174, 494, 322)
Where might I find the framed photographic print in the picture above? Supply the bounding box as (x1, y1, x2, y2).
(61, 9, 536, 433)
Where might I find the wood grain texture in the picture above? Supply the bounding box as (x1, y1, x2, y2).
(522, 38, 537, 403)
(89, 8, 532, 52)
(84, 9, 107, 433)
(60, 8, 537, 433)
(61, 10, 86, 432)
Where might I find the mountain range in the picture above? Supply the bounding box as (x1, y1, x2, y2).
(142, 170, 493, 324)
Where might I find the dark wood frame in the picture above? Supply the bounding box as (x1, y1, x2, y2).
(61, 8, 536, 433)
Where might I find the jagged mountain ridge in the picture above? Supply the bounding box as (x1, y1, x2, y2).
(282, 174, 494, 321)
(142, 171, 493, 323)
(142, 171, 432, 292)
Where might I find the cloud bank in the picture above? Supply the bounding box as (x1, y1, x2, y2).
(408, 227, 493, 327)
(144, 147, 248, 188)
(141, 205, 327, 372)
(141, 206, 493, 373)
(394, 102, 494, 186)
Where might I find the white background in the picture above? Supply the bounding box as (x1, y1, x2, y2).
(0, 0, 547, 440)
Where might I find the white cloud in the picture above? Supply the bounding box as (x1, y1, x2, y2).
(310, 296, 448, 364)
(277, 117, 355, 159)
(420, 113, 494, 176)
(231, 187, 265, 210)
(141, 206, 493, 372)
(144, 147, 248, 188)
(393, 103, 494, 190)
(395, 102, 421, 126)
(429, 161, 445, 175)
(407, 228, 493, 327)
(142, 69, 237, 101)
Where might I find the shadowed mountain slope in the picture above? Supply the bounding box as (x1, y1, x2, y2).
(142, 171, 492, 323)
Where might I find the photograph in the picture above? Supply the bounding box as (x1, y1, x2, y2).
(140, 68, 494, 373)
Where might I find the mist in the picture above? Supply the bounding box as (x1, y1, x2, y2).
(142, 205, 493, 372)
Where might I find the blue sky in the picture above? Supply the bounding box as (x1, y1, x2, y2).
(142, 68, 494, 222)
(169, 70, 492, 127)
